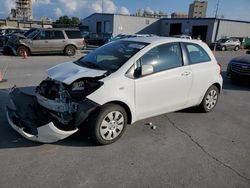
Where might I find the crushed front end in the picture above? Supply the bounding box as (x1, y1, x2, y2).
(6, 77, 102, 143)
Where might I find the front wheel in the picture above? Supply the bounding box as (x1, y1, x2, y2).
(17, 46, 30, 56)
(199, 85, 219, 112)
(221, 46, 226, 51)
(90, 104, 127, 145)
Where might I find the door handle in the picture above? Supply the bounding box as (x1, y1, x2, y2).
(44, 41, 49, 43)
(181, 71, 191, 76)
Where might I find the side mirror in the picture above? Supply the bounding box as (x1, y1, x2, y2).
(141, 64, 154, 76)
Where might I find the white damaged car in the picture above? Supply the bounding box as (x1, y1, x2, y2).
(6, 37, 223, 145)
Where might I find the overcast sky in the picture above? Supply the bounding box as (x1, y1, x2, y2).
(0, 0, 250, 21)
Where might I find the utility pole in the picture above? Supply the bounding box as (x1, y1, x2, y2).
(102, 0, 104, 14)
(215, 0, 220, 18)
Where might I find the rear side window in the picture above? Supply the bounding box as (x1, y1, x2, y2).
(65, 30, 82, 39)
(52, 31, 65, 39)
(184, 43, 211, 64)
(37, 30, 65, 40)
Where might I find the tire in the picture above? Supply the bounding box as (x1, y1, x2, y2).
(17, 46, 30, 56)
(89, 104, 127, 145)
(234, 46, 239, 51)
(221, 46, 226, 51)
(199, 85, 219, 113)
(65, 45, 76, 56)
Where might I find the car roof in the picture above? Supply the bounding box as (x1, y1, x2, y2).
(121, 36, 202, 45)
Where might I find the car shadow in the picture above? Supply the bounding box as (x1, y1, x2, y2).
(0, 86, 96, 149)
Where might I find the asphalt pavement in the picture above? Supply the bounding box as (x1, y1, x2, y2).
(0, 50, 249, 188)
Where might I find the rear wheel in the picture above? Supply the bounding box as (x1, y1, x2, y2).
(199, 85, 219, 112)
(90, 104, 127, 145)
(17, 46, 30, 56)
(65, 45, 76, 56)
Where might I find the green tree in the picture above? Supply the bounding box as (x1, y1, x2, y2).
(55, 16, 80, 25)
(71, 17, 80, 25)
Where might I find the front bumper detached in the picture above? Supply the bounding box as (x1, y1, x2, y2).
(6, 88, 78, 143)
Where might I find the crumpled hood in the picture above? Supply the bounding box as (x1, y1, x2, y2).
(47, 62, 107, 85)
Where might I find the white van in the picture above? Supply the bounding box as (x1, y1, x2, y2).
(7, 37, 223, 145)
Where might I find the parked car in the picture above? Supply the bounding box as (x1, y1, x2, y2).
(0, 28, 25, 36)
(4, 28, 86, 56)
(242, 37, 250, 49)
(227, 53, 250, 80)
(213, 38, 241, 51)
(84, 32, 112, 46)
(6, 37, 222, 145)
(0, 29, 28, 48)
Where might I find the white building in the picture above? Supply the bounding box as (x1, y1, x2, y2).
(81, 13, 250, 44)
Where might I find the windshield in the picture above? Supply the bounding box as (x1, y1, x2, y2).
(75, 40, 149, 72)
(24, 28, 38, 37)
(27, 29, 40, 39)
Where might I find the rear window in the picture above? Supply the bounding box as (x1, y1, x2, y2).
(65, 30, 82, 39)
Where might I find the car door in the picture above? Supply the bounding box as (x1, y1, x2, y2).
(32, 30, 51, 52)
(32, 30, 66, 52)
(135, 42, 193, 120)
(227, 39, 234, 50)
(183, 42, 214, 106)
(46, 30, 66, 51)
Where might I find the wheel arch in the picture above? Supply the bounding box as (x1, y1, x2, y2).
(17, 44, 31, 54)
(64, 44, 77, 51)
(212, 82, 222, 93)
(105, 101, 132, 124)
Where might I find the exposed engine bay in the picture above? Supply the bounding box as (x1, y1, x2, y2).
(36, 77, 103, 127)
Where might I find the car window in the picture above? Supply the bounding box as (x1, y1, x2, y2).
(52, 31, 65, 39)
(37, 31, 49, 40)
(36, 31, 64, 40)
(65, 30, 82, 39)
(184, 43, 211, 65)
(217, 39, 228, 43)
(139, 42, 183, 73)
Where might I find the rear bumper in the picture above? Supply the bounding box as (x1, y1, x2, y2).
(6, 88, 78, 143)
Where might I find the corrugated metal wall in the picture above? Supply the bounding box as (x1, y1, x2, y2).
(113, 15, 160, 36)
(82, 14, 114, 33)
(82, 14, 250, 44)
(215, 20, 250, 40)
